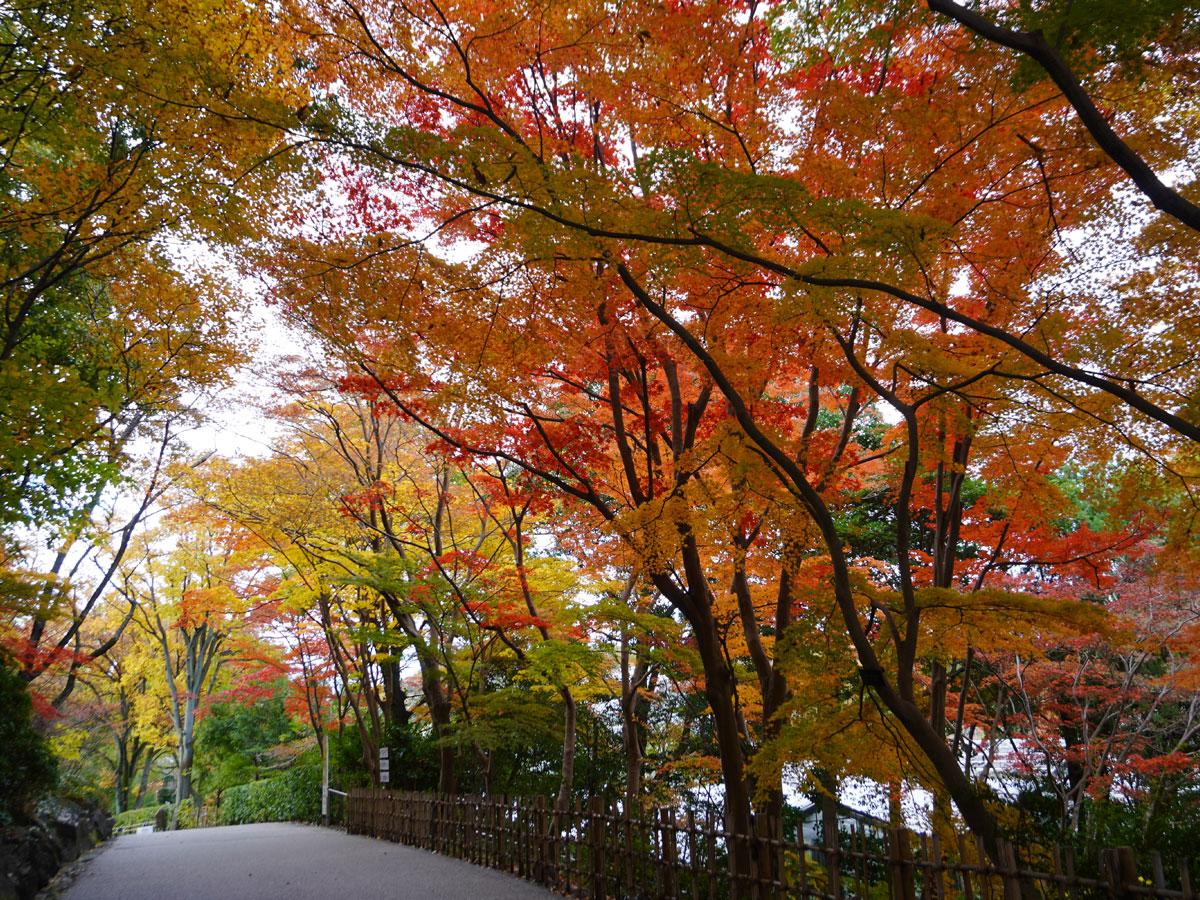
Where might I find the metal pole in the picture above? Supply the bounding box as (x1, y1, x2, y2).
(321, 731, 330, 826)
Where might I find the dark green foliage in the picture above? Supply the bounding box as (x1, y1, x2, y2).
(382, 721, 440, 791)
(837, 487, 897, 565)
(449, 678, 565, 796)
(194, 686, 300, 796)
(571, 705, 627, 801)
(0, 660, 57, 823)
(326, 726, 371, 786)
(1014, 787, 1200, 885)
(217, 765, 322, 825)
(1001, 0, 1200, 73)
(113, 804, 167, 831)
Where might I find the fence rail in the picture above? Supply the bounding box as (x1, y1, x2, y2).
(345, 789, 1194, 899)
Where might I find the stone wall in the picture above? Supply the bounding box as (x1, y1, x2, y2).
(0, 799, 113, 900)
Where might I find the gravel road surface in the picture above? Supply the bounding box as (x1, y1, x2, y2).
(62, 822, 556, 899)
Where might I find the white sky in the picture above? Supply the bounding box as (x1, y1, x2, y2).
(181, 303, 311, 460)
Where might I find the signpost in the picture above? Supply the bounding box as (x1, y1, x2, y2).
(378, 746, 390, 785)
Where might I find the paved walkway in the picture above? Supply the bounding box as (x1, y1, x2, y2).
(63, 822, 555, 899)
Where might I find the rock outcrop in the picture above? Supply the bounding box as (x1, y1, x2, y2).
(0, 799, 113, 900)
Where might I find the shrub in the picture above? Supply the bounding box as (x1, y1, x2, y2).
(114, 797, 200, 831)
(217, 765, 321, 826)
(0, 659, 57, 824)
(113, 805, 164, 830)
(173, 797, 198, 829)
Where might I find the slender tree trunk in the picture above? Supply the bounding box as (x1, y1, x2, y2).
(425, 676, 457, 796)
(134, 753, 155, 808)
(176, 682, 200, 807)
(478, 748, 495, 796)
(620, 637, 650, 809)
(555, 687, 577, 812)
(382, 655, 411, 730)
(692, 614, 754, 893)
(114, 739, 129, 814)
(816, 769, 841, 886)
(929, 661, 952, 833)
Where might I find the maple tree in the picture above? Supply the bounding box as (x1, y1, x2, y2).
(64, 603, 170, 814)
(2, 0, 1199, 887)
(0, 0, 275, 534)
(221, 0, 1200, 866)
(967, 545, 1200, 860)
(198, 371, 602, 804)
(122, 507, 276, 812)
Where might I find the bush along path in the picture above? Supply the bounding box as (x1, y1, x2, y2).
(216, 765, 322, 826)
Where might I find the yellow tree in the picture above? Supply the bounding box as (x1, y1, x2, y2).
(200, 372, 596, 801)
(124, 508, 273, 811)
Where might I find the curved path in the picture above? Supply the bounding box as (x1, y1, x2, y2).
(63, 822, 555, 900)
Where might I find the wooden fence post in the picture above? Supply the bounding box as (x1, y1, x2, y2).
(1104, 847, 1139, 899)
(589, 796, 605, 899)
(889, 828, 916, 900)
(793, 828, 807, 899)
(930, 833, 946, 900)
(499, 796, 509, 872)
(517, 798, 528, 880)
(1152, 851, 1167, 894)
(754, 812, 776, 900)
(998, 839, 1022, 900)
(660, 806, 678, 900)
(705, 808, 718, 900)
(685, 808, 699, 899)
(534, 796, 549, 888)
(955, 834, 974, 900)
(825, 818, 842, 900)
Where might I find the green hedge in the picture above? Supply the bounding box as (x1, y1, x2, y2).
(113, 805, 164, 830)
(217, 765, 321, 825)
(114, 798, 198, 830)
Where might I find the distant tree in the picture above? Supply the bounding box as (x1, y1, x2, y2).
(194, 681, 299, 799)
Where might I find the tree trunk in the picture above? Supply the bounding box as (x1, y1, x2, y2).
(555, 687, 577, 812)
(869, 674, 1002, 860)
(620, 638, 651, 809)
(177, 692, 198, 808)
(383, 655, 411, 730)
(114, 739, 130, 814)
(692, 614, 755, 893)
(428, 683, 457, 795)
(817, 769, 841, 891)
(133, 752, 155, 808)
(929, 661, 953, 833)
